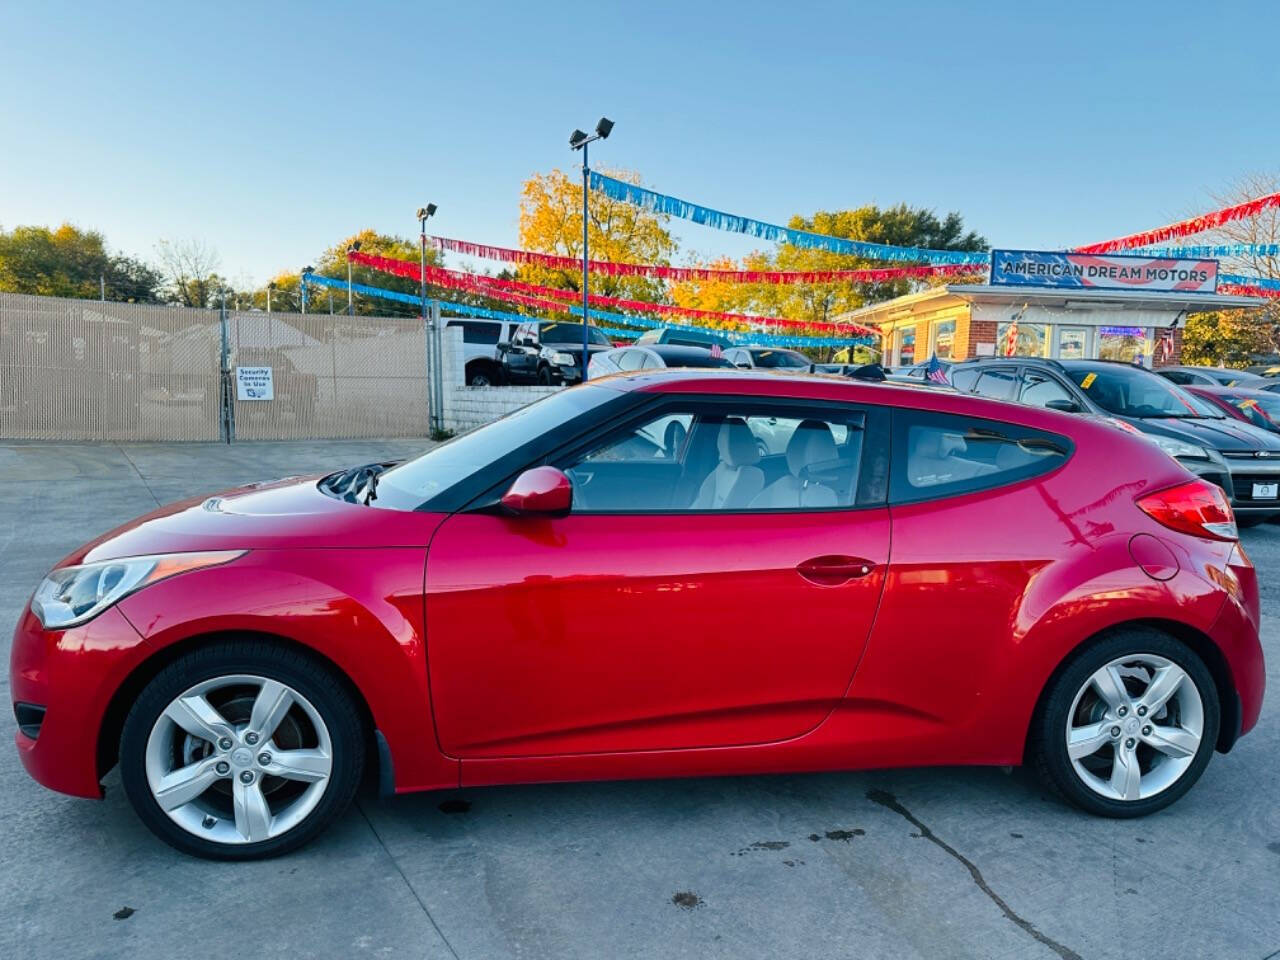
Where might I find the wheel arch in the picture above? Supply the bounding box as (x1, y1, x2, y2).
(465, 357, 502, 384)
(96, 630, 379, 783)
(1021, 616, 1238, 765)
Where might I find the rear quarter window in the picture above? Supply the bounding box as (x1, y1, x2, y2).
(891, 410, 1073, 504)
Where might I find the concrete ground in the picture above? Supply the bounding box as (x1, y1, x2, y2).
(0, 439, 1277, 960)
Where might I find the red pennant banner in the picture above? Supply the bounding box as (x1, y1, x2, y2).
(1217, 282, 1280, 299)
(430, 236, 984, 286)
(349, 251, 876, 334)
(1077, 191, 1280, 253)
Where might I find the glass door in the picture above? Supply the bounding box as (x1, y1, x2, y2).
(1056, 327, 1090, 360)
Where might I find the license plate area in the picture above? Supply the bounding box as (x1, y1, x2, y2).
(1253, 482, 1279, 500)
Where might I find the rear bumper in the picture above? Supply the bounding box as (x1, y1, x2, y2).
(1209, 545, 1265, 743)
(10, 604, 153, 798)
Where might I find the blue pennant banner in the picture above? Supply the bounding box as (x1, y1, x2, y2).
(1221, 272, 1280, 291)
(1134, 243, 1280, 259)
(589, 172, 989, 267)
(302, 273, 873, 349)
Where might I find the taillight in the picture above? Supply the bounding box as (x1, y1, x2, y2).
(1137, 480, 1237, 541)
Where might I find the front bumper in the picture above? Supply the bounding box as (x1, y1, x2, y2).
(10, 603, 154, 798)
(1223, 458, 1280, 515)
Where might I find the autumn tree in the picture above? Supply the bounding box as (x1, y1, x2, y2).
(0, 223, 163, 302)
(517, 168, 676, 303)
(1182, 173, 1280, 367)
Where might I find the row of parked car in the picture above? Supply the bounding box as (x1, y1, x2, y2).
(448, 315, 1280, 522)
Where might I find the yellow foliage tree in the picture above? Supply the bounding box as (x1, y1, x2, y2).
(517, 168, 676, 304)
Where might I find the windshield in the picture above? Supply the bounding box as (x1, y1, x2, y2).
(541, 323, 612, 346)
(1221, 392, 1280, 429)
(750, 349, 809, 369)
(1065, 364, 1223, 419)
(373, 386, 619, 508)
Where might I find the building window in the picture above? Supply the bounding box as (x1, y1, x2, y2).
(931, 320, 956, 360)
(996, 321, 1048, 357)
(898, 329, 916, 366)
(1098, 326, 1150, 364)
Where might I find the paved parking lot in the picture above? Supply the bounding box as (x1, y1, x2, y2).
(1, 439, 1277, 960)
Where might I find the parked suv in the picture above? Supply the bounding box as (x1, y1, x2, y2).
(949, 357, 1280, 524)
(499, 321, 613, 385)
(444, 318, 519, 386)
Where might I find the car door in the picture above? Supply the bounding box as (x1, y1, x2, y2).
(503, 322, 540, 381)
(423, 396, 892, 759)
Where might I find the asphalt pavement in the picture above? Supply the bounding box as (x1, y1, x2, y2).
(1, 439, 1277, 960)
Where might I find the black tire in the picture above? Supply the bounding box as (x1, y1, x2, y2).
(537, 365, 554, 386)
(119, 640, 365, 860)
(1031, 627, 1219, 818)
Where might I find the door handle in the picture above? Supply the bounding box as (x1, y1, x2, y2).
(796, 555, 876, 586)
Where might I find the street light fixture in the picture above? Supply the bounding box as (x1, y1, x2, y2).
(569, 116, 613, 381)
(346, 242, 361, 316)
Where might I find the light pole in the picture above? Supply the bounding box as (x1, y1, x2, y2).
(267, 281, 276, 314)
(569, 117, 613, 382)
(346, 241, 361, 315)
(301, 266, 313, 314)
(417, 205, 439, 432)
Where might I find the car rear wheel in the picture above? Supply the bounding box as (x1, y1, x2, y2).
(120, 641, 364, 859)
(1033, 629, 1219, 817)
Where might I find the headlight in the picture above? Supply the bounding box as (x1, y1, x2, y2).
(31, 551, 245, 629)
(1152, 436, 1209, 460)
(550, 351, 575, 366)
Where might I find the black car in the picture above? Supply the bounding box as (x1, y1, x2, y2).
(1156, 365, 1268, 388)
(949, 357, 1280, 524)
(498, 321, 613, 385)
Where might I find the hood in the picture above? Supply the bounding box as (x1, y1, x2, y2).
(67, 475, 444, 568)
(1128, 415, 1280, 453)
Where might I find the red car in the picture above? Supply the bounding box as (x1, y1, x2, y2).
(11, 371, 1264, 859)
(1185, 384, 1280, 436)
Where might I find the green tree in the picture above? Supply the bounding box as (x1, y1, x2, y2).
(0, 223, 164, 302)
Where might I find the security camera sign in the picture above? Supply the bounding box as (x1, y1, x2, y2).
(235, 366, 274, 401)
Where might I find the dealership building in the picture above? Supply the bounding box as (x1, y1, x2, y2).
(840, 251, 1257, 368)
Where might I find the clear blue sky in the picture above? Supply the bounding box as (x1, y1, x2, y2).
(3, 0, 1277, 287)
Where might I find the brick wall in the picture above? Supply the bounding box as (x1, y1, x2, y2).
(1152, 328, 1184, 367)
(965, 318, 998, 359)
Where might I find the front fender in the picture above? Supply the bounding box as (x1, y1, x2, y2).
(116, 548, 458, 792)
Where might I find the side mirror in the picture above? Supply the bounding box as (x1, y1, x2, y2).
(1045, 399, 1081, 413)
(496, 341, 510, 354)
(501, 466, 572, 516)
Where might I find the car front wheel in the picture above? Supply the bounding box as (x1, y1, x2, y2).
(1033, 628, 1219, 817)
(120, 641, 364, 859)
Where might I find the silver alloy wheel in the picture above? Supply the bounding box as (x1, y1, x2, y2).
(1065, 654, 1204, 802)
(145, 674, 333, 845)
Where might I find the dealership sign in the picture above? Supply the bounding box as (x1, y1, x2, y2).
(989, 250, 1218, 293)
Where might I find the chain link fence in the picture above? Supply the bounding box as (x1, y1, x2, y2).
(0, 292, 431, 441)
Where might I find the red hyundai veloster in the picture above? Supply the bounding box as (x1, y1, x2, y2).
(11, 371, 1263, 859)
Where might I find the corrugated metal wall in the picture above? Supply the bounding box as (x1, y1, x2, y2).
(0, 293, 431, 441)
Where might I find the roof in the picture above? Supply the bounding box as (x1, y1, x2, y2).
(841, 283, 1260, 325)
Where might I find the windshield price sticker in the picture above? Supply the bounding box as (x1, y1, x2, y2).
(236, 366, 274, 401)
(1080, 372, 1097, 389)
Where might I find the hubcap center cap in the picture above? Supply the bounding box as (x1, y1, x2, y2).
(1124, 717, 1140, 735)
(231, 747, 254, 767)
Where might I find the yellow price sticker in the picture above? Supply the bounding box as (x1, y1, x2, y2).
(1080, 372, 1097, 389)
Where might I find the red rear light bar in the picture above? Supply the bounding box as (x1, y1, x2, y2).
(1137, 480, 1237, 542)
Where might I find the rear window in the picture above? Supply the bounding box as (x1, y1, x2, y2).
(891, 410, 1072, 504)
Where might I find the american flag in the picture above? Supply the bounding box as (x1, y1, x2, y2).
(926, 353, 949, 384)
(1004, 302, 1028, 357)
(709, 342, 723, 359)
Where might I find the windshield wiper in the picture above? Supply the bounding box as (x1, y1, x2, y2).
(318, 461, 398, 504)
